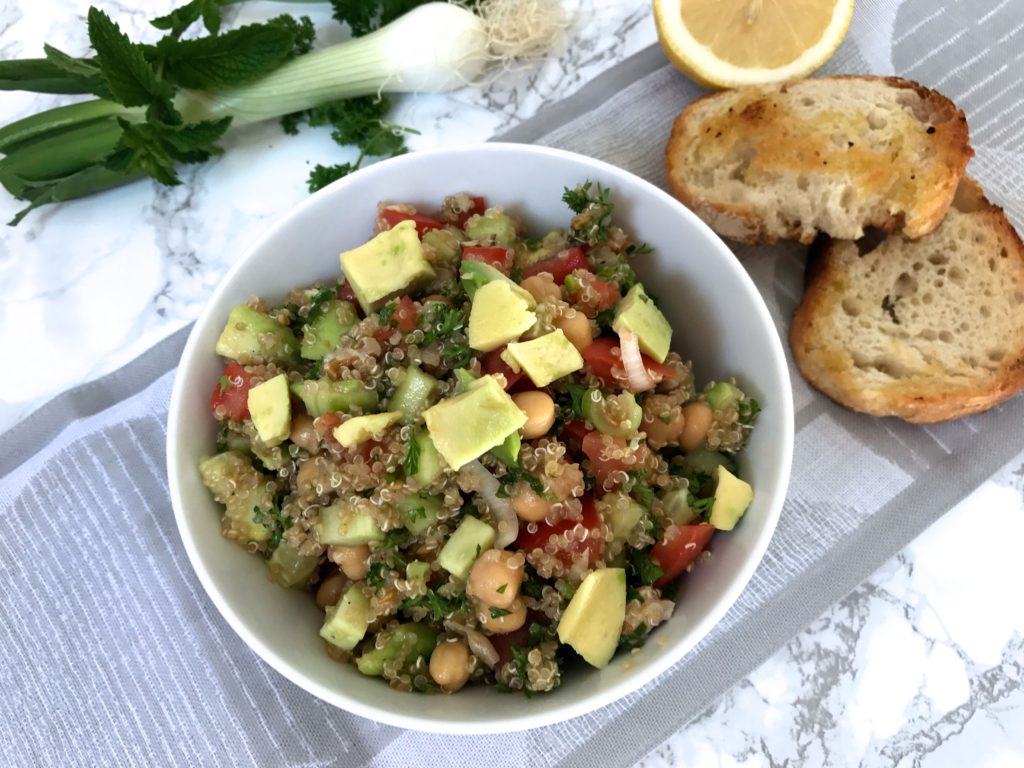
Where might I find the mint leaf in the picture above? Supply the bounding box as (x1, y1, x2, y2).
(158, 22, 298, 90)
(105, 120, 180, 185)
(87, 8, 175, 110)
(150, 0, 222, 36)
(163, 117, 232, 160)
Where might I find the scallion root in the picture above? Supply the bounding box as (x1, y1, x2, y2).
(475, 0, 569, 64)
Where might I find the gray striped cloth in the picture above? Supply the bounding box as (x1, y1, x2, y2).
(2, 2, 1022, 765)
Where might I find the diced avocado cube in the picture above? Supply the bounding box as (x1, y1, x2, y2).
(612, 284, 672, 363)
(389, 366, 441, 424)
(247, 374, 291, 447)
(709, 465, 753, 531)
(490, 431, 520, 466)
(410, 429, 443, 487)
(422, 375, 526, 470)
(467, 279, 537, 352)
(421, 228, 461, 266)
(556, 568, 626, 668)
(459, 260, 536, 307)
(340, 219, 436, 313)
(355, 623, 438, 677)
(464, 210, 517, 246)
(198, 451, 275, 546)
(333, 411, 403, 448)
(705, 381, 741, 411)
(317, 501, 384, 546)
(267, 541, 320, 588)
(290, 378, 379, 418)
(660, 488, 698, 526)
(320, 584, 371, 650)
(437, 516, 496, 580)
(301, 299, 358, 361)
(501, 330, 584, 387)
(406, 560, 430, 586)
(581, 389, 642, 438)
(597, 492, 646, 541)
(397, 493, 442, 535)
(215, 305, 299, 365)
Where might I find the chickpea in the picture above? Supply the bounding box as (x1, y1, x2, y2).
(511, 486, 551, 522)
(680, 401, 714, 451)
(332, 544, 370, 580)
(642, 396, 685, 448)
(429, 638, 471, 693)
(467, 549, 525, 609)
(553, 310, 593, 353)
(295, 458, 322, 493)
(315, 572, 346, 610)
(289, 413, 320, 454)
(520, 274, 561, 304)
(512, 391, 556, 439)
(477, 596, 527, 635)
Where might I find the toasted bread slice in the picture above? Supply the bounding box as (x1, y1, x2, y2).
(790, 178, 1024, 423)
(665, 76, 972, 244)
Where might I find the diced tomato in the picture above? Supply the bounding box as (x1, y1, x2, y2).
(389, 296, 419, 333)
(581, 431, 649, 489)
(566, 275, 620, 311)
(462, 245, 512, 273)
(582, 337, 675, 390)
(516, 495, 603, 568)
(379, 208, 444, 237)
(482, 347, 525, 390)
(521, 246, 590, 284)
(651, 523, 716, 588)
(453, 195, 486, 227)
(337, 282, 364, 317)
(488, 624, 530, 666)
(209, 363, 253, 422)
(560, 420, 593, 458)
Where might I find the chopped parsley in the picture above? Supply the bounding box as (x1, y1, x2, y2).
(489, 606, 511, 619)
(596, 255, 638, 293)
(595, 307, 615, 333)
(688, 493, 714, 517)
(496, 465, 549, 499)
(627, 470, 655, 510)
(378, 300, 397, 327)
(738, 397, 762, 426)
(216, 374, 232, 395)
(520, 568, 544, 600)
(554, 382, 588, 422)
(400, 588, 468, 622)
(403, 437, 421, 477)
(627, 549, 664, 587)
(420, 303, 466, 345)
(556, 580, 577, 601)
(252, 505, 292, 547)
(510, 644, 529, 684)
(303, 286, 336, 325)
(527, 621, 554, 647)
(562, 181, 615, 245)
(618, 623, 648, 651)
(366, 562, 388, 588)
(496, 583, 508, 594)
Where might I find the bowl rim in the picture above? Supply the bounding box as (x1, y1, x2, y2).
(166, 142, 794, 734)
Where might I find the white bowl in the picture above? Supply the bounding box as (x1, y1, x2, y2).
(167, 143, 793, 734)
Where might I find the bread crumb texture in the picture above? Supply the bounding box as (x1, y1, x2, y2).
(666, 76, 972, 244)
(791, 179, 1024, 422)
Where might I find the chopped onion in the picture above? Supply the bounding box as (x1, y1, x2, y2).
(461, 460, 519, 548)
(446, 620, 500, 668)
(617, 330, 657, 392)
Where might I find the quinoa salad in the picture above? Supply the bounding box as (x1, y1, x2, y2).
(200, 183, 761, 695)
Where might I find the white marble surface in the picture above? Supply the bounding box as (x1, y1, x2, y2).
(1, 2, 1022, 766)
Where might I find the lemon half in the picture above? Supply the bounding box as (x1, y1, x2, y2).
(654, 0, 855, 89)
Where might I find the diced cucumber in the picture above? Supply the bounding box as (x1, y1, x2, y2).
(320, 584, 371, 650)
(198, 451, 275, 546)
(490, 431, 521, 466)
(397, 493, 442, 535)
(454, 367, 478, 392)
(679, 449, 738, 483)
(581, 389, 643, 437)
(389, 366, 441, 424)
(422, 228, 461, 266)
(464, 210, 517, 247)
(437, 516, 495, 580)
(215, 305, 299, 365)
(355, 623, 439, 677)
(706, 381, 742, 411)
(406, 560, 430, 586)
(660, 488, 697, 526)
(291, 378, 380, 418)
(411, 430, 443, 487)
(301, 299, 358, 361)
(317, 502, 384, 546)
(267, 542, 320, 588)
(597, 492, 646, 541)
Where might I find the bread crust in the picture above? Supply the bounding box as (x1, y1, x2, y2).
(790, 182, 1024, 423)
(665, 76, 973, 245)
